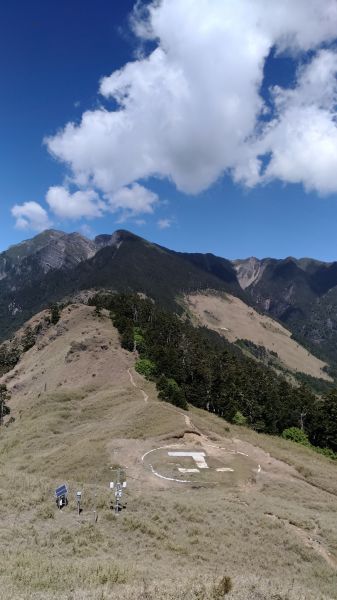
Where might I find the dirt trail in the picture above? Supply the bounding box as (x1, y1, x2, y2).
(127, 367, 148, 403)
(126, 368, 194, 427)
(183, 414, 192, 428)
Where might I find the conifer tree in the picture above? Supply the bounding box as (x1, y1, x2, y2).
(0, 384, 10, 426)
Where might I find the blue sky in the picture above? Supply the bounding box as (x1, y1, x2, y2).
(2, 0, 337, 260)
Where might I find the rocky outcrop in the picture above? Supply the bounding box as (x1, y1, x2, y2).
(233, 257, 268, 289)
(0, 230, 97, 281)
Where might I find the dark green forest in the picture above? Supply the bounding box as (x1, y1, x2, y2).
(90, 292, 337, 457)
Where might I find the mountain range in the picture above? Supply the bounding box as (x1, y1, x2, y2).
(2, 229, 337, 599)
(1, 228, 337, 373)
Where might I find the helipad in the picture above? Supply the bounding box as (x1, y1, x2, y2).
(142, 444, 258, 485)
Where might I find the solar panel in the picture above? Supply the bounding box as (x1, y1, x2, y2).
(55, 484, 68, 498)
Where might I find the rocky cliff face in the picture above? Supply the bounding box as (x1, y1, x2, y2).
(0, 229, 130, 297)
(94, 230, 127, 252)
(0, 230, 97, 281)
(0, 230, 100, 337)
(36, 232, 97, 272)
(235, 256, 337, 367)
(233, 257, 268, 289)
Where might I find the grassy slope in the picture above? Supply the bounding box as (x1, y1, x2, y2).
(0, 305, 337, 599)
(184, 291, 331, 381)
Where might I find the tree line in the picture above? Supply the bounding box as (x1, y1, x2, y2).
(91, 292, 337, 454)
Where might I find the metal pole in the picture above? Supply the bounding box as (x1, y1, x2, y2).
(115, 467, 120, 514)
(76, 491, 82, 515)
(109, 467, 126, 514)
(93, 472, 97, 524)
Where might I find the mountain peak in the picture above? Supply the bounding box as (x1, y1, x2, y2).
(1, 228, 97, 279)
(233, 257, 267, 289)
(94, 229, 140, 249)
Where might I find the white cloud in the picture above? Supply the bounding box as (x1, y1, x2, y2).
(46, 186, 104, 219)
(157, 218, 172, 229)
(11, 201, 51, 232)
(107, 183, 158, 218)
(240, 50, 337, 195)
(44, 0, 337, 201)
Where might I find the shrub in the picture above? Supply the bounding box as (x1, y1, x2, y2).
(135, 358, 157, 380)
(0, 343, 21, 375)
(0, 383, 11, 425)
(314, 446, 337, 460)
(50, 303, 61, 325)
(232, 411, 247, 426)
(94, 305, 102, 317)
(134, 327, 146, 353)
(211, 575, 233, 598)
(121, 325, 134, 351)
(157, 375, 187, 409)
(282, 427, 310, 446)
(21, 327, 36, 352)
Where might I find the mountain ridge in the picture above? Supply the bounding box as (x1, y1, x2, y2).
(2, 228, 337, 369)
(0, 229, 244, 341)
(235, 256, 337, 367)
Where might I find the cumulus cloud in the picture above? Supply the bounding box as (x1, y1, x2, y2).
(242, 50, 337, 195)
(11, 201, 51, 232)
(107, 183, 158, 218)
(44, 0, 337, 202)
(46, 186, 104, 219)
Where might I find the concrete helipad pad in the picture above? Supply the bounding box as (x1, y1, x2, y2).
(142, 444, 258, 485)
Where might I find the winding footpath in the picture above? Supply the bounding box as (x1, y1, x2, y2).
(127, 367, 148, 403)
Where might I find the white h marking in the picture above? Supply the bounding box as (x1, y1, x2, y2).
(168, 451, 209, 472)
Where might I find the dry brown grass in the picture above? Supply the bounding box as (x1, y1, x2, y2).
(184, 291, 331, 380)
(0, 304, 337, 599)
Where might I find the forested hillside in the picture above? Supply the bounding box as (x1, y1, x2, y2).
(90, 292, 337, 456)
